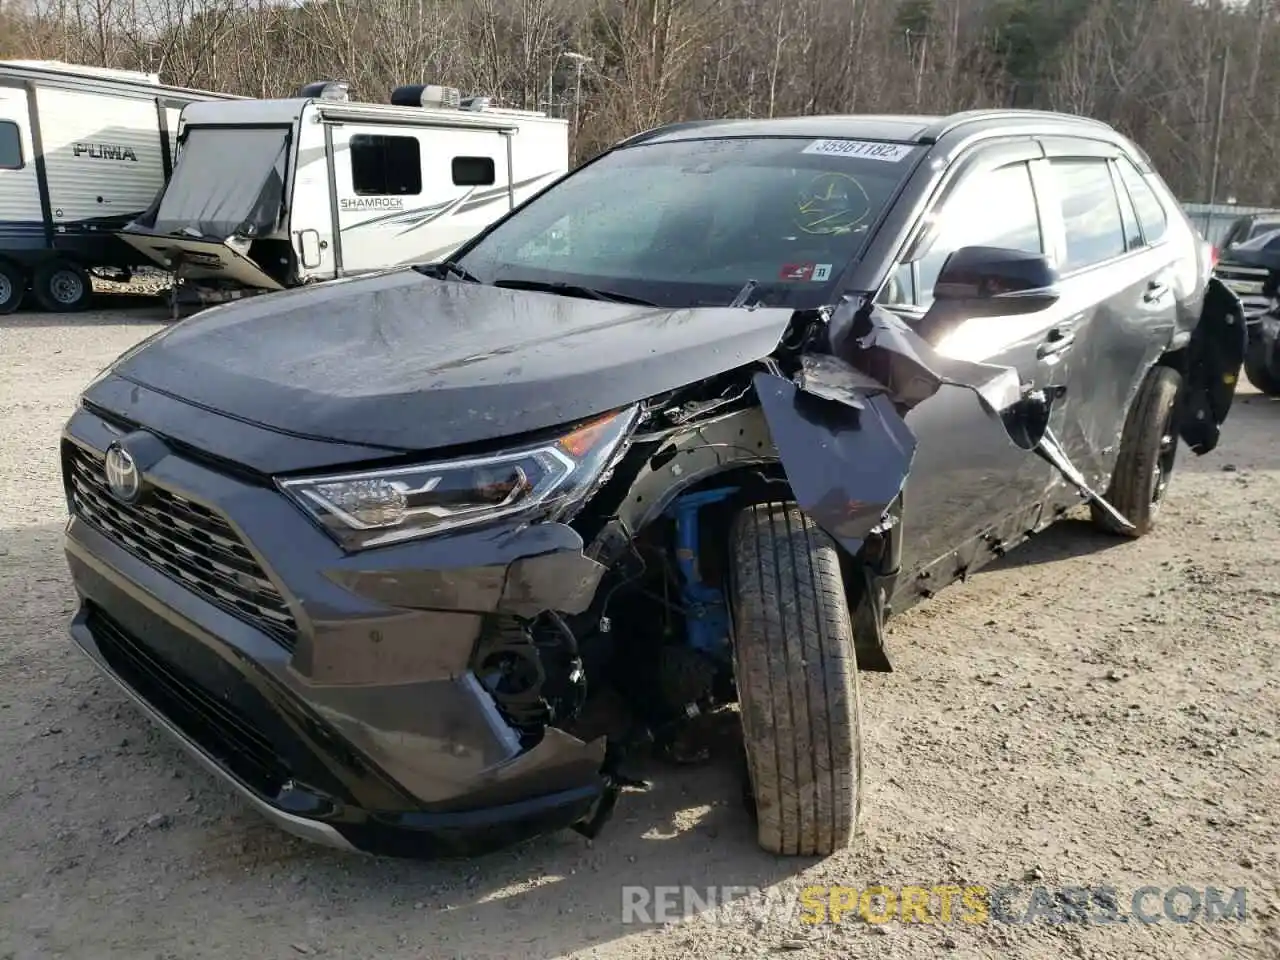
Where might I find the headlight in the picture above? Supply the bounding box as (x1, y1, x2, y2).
(277, 405, 639, 549)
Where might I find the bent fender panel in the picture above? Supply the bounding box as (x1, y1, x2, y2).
(753, 371, 916, 556)
(1178, 276, 1248, 455)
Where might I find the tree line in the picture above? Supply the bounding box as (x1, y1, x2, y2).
(3, 0, 1278, 205)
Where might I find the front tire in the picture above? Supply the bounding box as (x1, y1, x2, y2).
(728, 502, 862, 857)
(1092, 365, 1182, 538)
(32, 259, 93, 313)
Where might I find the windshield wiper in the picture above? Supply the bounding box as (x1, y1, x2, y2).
(492, 278, 657, 306)
(415, 261, 481, 283)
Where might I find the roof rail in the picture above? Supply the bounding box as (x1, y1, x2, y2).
(920, 108, 1114, 144)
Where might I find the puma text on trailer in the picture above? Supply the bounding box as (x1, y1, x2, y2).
(0, 60, 238, 314)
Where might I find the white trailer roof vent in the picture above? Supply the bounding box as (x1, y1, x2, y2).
(391, 84, 461, 109)
(298, 80, 351, 101)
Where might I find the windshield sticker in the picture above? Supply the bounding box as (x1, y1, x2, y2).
(779, 263, 816, 281)
(802, 139, 912, 163)
(812, 264, 833, 282)
(795, 172, 871, 236)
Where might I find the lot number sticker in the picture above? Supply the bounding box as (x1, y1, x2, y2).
(802, 139, 912, 163)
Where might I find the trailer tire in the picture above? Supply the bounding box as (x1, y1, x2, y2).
(32, 260, 93, 313)
(1091, 365, 1182, 538)
(728, 502, 863, 857)
(0, 260, 24, 315)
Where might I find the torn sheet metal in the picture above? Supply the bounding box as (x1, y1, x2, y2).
(828, 298, 1024, 420)
(755, 371, 916, 554)
(794, 298, 1134, 533)
(1179, 276, 1248, 455)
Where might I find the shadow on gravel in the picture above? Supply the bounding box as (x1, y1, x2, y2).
(980, 517, 1121, 572)
(1180, 391, 1280, 474)
(1, 292, 172, 327)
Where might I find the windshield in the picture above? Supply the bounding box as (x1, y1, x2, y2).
(453, 136, 924, 308)
(1247, 219, 1280, 240)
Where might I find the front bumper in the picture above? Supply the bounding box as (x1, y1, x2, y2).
(61, 405, 612, 858)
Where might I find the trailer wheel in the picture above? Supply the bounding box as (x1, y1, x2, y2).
(0, 260, 24, 315)
(33, 260, 93, 313)
(1091, 365, 1182, 538)
(728, 502, 863, 857)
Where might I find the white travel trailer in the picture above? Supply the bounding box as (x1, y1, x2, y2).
(117, 81, 570, 306)
(0, 60, 238, 313)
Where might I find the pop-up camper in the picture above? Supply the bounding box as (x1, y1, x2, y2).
(117, 81, 570, 308)
(0, 60, 238, 313)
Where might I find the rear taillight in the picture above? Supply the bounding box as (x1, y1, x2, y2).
(1210, 245, 1220, 266)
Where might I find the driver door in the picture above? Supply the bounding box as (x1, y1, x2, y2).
(876, 142, 1069, 586)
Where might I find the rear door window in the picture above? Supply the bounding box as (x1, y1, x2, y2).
(1051, 158, 1127, 271)
(1115, 156, 1168, 245)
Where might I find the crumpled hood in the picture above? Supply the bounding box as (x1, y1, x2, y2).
(106, 270, 796, 453)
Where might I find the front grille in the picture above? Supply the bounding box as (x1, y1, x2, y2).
(1214, 262, 1272, 315)
(65, 442, 298, 648)
(87, 604, 289, 798)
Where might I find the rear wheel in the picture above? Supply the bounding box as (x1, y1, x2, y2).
(728, 502, 862, 857)
(32, 259, 93, 313)
(0, 259, 24, 315)
(1091, 365, 1182, 538)
(1243, 338, 1280, 397)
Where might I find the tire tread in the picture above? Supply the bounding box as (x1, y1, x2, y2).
(730, 502, 861, 856)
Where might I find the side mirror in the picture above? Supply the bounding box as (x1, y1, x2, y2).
(931, 245, 1061, 317)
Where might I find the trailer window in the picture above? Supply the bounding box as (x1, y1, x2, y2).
(453, 156, 495, 187)
(350, 134, 422, 196)
(0, 121, 22, 170)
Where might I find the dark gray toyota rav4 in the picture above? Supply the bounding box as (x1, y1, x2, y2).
(61, 109, 1246, 860)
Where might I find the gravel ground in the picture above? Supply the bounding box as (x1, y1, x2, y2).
(1, 298, 1278, 960)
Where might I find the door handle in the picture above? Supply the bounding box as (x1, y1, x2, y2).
(1036, 325, 1076, 359)
(1143, 280, 1170, 304)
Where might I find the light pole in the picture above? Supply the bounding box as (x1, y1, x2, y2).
(562, 51, 591, 135)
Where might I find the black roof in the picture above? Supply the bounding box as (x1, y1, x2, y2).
(621, 109, 1118, 149)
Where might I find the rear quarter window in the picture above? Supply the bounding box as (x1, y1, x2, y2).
(1115, 156, 1168, 244)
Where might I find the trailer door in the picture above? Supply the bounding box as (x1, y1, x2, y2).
(330, 123, 511, 274)
(0, 87, 44, 250)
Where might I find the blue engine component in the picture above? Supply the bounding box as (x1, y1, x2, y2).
(663, 487, 739, 658)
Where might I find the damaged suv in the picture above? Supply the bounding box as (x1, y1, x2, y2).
(61, 110, 1246, 860)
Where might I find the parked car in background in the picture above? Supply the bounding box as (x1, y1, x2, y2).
(1214, 211, 1280, 320)
(60, 109, 1245, 862)
(1218, 225, 1280, 395)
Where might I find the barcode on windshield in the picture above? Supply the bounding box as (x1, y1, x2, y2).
(801, 139, 912, 163)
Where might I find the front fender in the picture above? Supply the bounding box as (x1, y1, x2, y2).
(753, 371, 915, 556)
(1178, 276, 1248, 455)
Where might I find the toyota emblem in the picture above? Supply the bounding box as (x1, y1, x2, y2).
(104, 442, 141, 503)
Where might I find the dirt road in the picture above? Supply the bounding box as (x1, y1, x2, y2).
(2, 300, 1278, 960)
